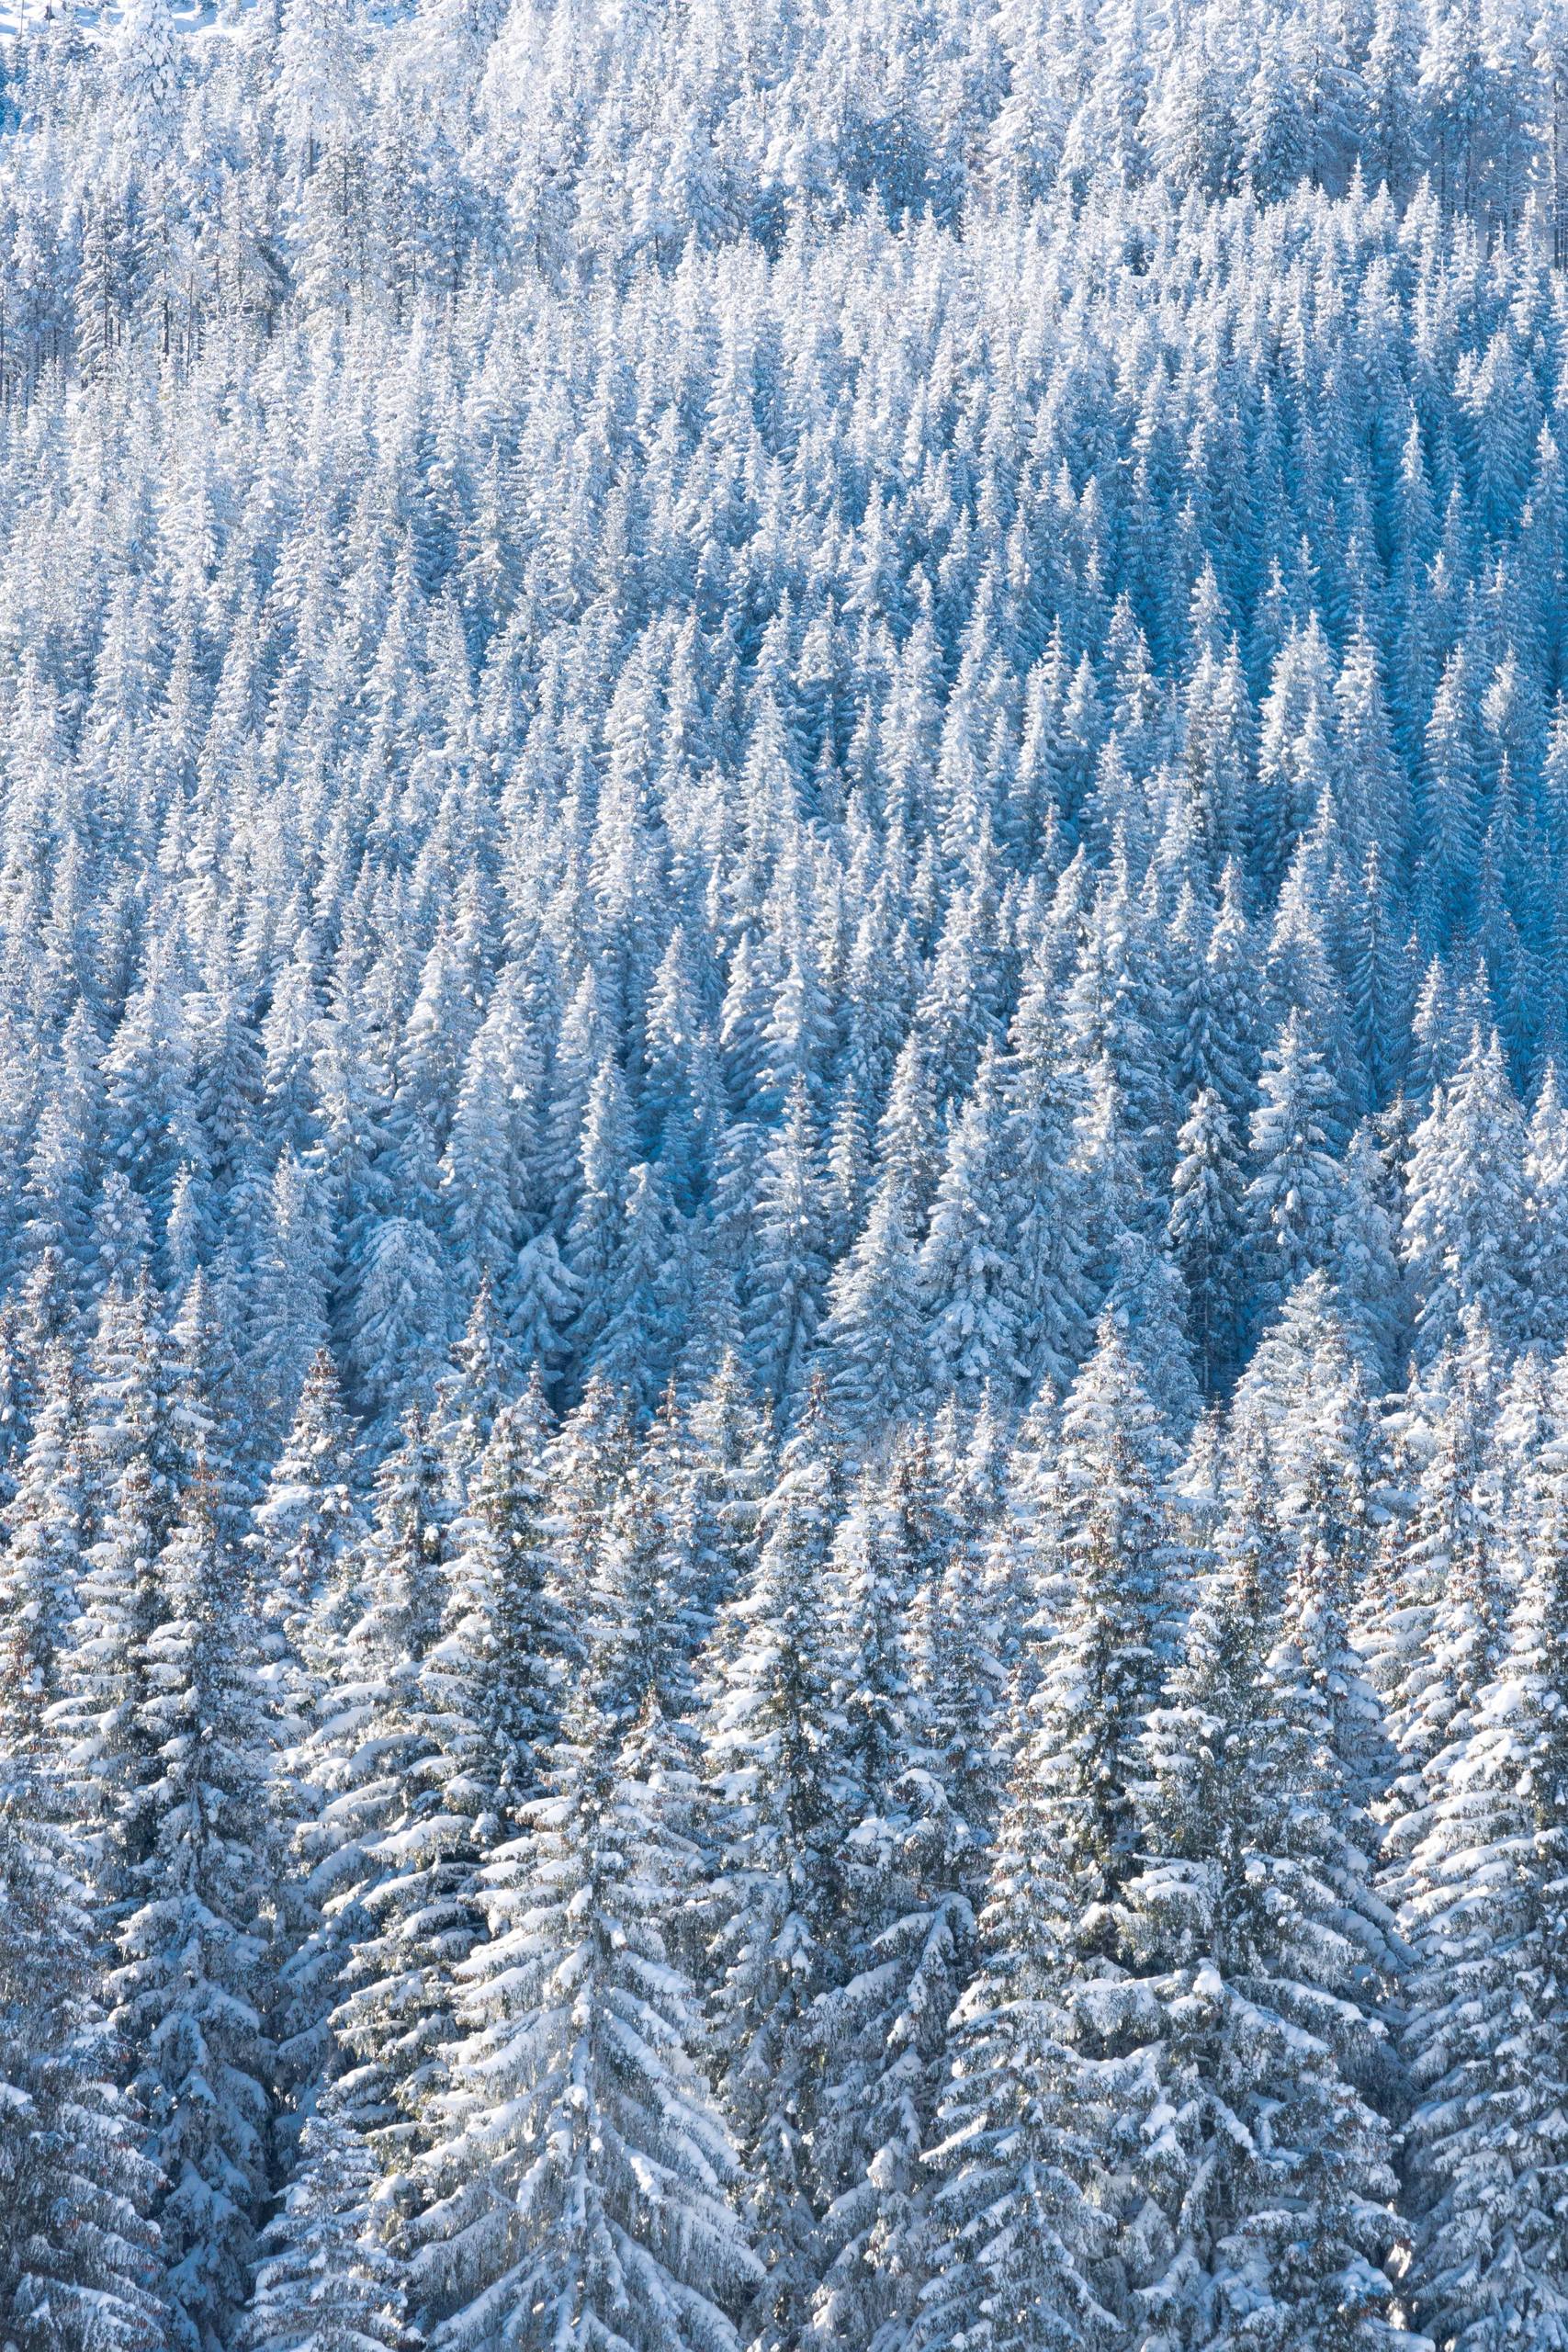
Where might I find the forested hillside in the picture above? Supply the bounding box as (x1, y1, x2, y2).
(5, 3, 1568, 2347)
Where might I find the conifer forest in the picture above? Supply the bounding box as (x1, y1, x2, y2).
(15, 0, 1568, 2345)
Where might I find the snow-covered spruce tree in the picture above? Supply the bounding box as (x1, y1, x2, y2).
(430, 1271, 518, 1507)
(819, 1170, 930, 1442)
(679, 1347, 773, 1654)
(407, 1683, 759, 2352)
(509, 1225, 581, 1392)
(1020, 1314, 1179, 1953)
(981, 1379, 1065, 1718)
(909, 1325, 1179, 2352)
(807, 1441, 978, 2352)
(1103, 1229, 1201, 1443)
(745, 1073, 831, 1415)
(1364, 1330, 1507, 1937)
(1005, 967, 1096, 1396)
(541, 1373, 637, 1602)
(593, 1383, 714, 1724)
(242, 2103, 406, 2352)
(912, 1419, 1010, 1872)
(248, 1346, 368, 2106)
(284, 1404, 450, 2157)
(1168, 1084, 1248, 1392)
(1397, 1424, 1568, 2352)
(1246, 1009, 1343, 1332)
(1264, 1457, 1404, 2095)
(245, 1374, 564, 2333)
(49, 1276, 186, 1931)
(331, 1374, 571, 2197)
(253, 1147, 336, 1419)
(110, 1460, 275, 2352)
(432, 1370, 572, 1822)
(1402, 1026, 1527, 1363)
(1333, 1119, 1407, 1388)
(699, 1372, 852, 2352)
(1231, 1272, 1382, 1551)
(921, 1041, 1026, 1408)
(1522, 1061, 1568, 1354)
(169, 1262, 254, 1538)
(592, 1158, 691, 1412)
(1089, 1458, 1407, 2352)
(0, 1332, 87, 1766)
(911, 1663, 1111, 2352)
(0, 1788, 166, 2352)
(343, 1214, 454, 1439)
(563, 1054, 636, 1370)
(248, 1346, 367, 1723)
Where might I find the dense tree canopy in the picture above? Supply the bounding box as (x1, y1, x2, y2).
(1, 0, 1567, 2346)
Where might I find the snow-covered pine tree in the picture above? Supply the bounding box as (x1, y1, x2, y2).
(591, 1383, 705, 1723)
(1265, 1457, 1403, 2092)
(434, 1370, 572, 1820)
(1005, 973, 1096, 1395)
